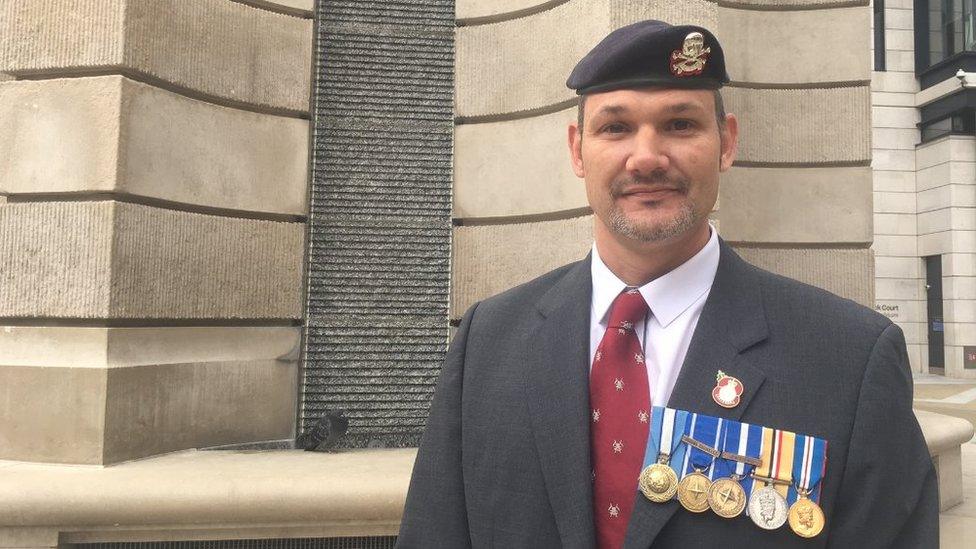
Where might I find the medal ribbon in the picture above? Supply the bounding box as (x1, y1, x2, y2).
(787, 434, 828, 504)
(715, 420, 763, 488)
(755, 428, 796, 498)
(643, 407, 689, 471)
(680, 413, 723, 478)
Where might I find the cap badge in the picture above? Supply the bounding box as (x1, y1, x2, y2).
(711, 370, 743, 409)
(670, 31, 710, 77)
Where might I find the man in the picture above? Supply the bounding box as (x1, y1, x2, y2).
(398, 20, 937, 548)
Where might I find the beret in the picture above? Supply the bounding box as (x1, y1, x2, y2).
(566, 20, 730, 95)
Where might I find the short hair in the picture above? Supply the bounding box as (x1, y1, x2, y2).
(576, 89, 727, 133)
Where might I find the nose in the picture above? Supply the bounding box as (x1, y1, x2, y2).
(625, 126, 670, 176)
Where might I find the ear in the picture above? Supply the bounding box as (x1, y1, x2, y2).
(568, 122, 585, 178)
(719, 113, 738, 172)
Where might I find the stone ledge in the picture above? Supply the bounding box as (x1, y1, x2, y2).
(236, 0, 314, 18)
(0, 449, 415, 540)
(456, 0, 715, 117)
(0, 326, 302, 465)
(456, 0, 866, 118)
(915, 409, 974, 511)
(0, 413, 964, 541)
(0, 76, 309, 217)
(918, 409, 975, 455)
(717, 6, 868, 85)
(454, 107, 583, 219)
(0, 0, 312, 114)
(0, 201, 304, 319)
(719, 166, 873, 244)
(452, 221, 875, 316)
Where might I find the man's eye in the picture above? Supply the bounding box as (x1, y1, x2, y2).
(670, 120, 694, 131)
(600, 123, 628, 134)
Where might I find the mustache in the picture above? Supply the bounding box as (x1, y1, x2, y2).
(609, 173, 691, 198)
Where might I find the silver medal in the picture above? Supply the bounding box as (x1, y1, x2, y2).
(748, 485, 789, 530)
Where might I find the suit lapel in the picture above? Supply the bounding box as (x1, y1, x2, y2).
(625, 240, 769, 548)
(525, 257, 596, 547)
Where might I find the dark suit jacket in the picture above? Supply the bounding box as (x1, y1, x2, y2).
(397, 241, 938, 548)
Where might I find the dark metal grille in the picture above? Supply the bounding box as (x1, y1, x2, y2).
(301, 0, 454, 447)
(73, 537, 397, 549)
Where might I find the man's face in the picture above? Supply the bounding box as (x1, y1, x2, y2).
(567, 87, 737, 245)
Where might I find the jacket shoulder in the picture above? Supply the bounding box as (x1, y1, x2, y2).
(744, 257, 892, 334)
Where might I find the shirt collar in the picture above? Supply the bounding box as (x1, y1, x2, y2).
(591, 224, 721, 328)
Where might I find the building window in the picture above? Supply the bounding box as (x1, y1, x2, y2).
(920, 0, 976, 68)
(914, 0, 976, 87)
(875, 0, 886, 70)
(920, 109, 976, 141)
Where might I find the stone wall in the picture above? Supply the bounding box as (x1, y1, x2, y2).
(870, 0, 976, 377)
(453, 0, 874, 323)
(0, 0, 314, 465)
(871, 0, 924, 371)
(916, 136, 976, 377)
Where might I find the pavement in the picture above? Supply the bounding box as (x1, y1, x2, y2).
(913, 373, 976, 547)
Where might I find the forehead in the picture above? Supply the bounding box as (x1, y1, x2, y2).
(583, 87, 714, 118)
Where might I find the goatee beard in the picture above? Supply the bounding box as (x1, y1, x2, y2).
(606, 175, 699, 242)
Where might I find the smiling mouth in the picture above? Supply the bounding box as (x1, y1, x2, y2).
(620, 187, 683, 199)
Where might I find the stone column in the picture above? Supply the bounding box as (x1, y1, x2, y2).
(0, 0, 313, 465)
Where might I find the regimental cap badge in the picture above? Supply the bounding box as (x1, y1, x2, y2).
(712, 370, 744, 408)
(670, 31, 711, 77)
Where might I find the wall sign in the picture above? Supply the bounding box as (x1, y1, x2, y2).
(965, 346, 976, 370)
(875, 302, 900, 320)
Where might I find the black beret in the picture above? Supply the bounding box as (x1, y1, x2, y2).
(566, 20, 730, 95)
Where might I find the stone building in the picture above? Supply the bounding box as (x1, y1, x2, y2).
(872, 0, 976, 378)
(0, 0, 965, 547)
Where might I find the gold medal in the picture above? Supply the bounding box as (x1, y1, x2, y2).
(788, 495, 825, 538)
(676, 470, 711, 513)
(789, 434, 828, 537)
(707, 476, 746, 518)
(639, 462, 678, 503)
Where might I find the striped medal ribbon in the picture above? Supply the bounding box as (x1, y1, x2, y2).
(748, 428, 794, 530)
(638, 407, 689, 502)
(787, 434, 828, 538)
(676, 414, 723, 513)
(707, 420, 762, 518)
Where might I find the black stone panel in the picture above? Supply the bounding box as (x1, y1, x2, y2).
(302, 1, 454, 448)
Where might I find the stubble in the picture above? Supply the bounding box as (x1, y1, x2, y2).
(605, 174, 700, 242)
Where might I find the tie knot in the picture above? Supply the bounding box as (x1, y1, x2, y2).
(607, 288, 648, 330)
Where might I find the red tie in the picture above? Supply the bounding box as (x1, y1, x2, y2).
(590, 288, 650, 549)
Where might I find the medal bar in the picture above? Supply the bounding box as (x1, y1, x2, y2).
(787, 434, 828, 538)
(676, 415, 723, 513)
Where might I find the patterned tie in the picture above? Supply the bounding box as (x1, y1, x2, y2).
(590, 288, 651, 549)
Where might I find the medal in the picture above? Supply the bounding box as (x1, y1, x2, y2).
(789, 490, 825, 538)
(638, 407, 688, 503)
(712, 370, 743, 409)
(748, 483, 789, 529)
(748, 427, 795, 530)
(676, 414, 723, 513)
(707, 477, 746, 518)
(787, 434, 828, 538)
(677, 469, 711, 512)
(639, 462, 678, 503)
(708, 420, 762, 518)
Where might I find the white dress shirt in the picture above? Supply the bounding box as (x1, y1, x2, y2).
(589, 225, 720, 406)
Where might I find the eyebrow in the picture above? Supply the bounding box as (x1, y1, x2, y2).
(592, 101, 706, 119)
(664, 102, 705, 114)
(594, 104, 628, 117)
